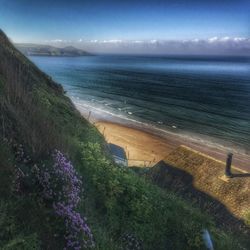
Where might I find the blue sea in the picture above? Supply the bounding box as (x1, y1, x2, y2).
(30, 55, 250, 154)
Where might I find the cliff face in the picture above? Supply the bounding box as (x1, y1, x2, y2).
(0, 29, 78, 157)
(0, 29, 63, 92)
(0, 29, 95, 249)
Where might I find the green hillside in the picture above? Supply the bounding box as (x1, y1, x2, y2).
(0, 29, 248, 250)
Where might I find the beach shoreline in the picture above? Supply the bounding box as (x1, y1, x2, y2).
(74, 101, 250, 172)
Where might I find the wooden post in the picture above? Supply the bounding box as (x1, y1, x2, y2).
(225, 153, 233, 178)
(103, 127, 106, 138)
(87, 111, 91, 121)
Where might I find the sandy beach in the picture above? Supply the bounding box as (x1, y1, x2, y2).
(95, 121, 176, 167)
(75, 102, 250, 172)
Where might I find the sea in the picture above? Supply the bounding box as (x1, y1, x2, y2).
(30, 55, 250, 155)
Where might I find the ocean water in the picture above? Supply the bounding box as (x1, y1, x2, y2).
(30, 55, 250, 154)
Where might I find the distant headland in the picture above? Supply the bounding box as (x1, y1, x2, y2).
(15, 43, 92, 57)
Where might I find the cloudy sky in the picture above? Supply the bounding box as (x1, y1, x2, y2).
(0, 0, 249, 54)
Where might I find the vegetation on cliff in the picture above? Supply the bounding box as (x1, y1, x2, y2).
(0, 29, 248, 249)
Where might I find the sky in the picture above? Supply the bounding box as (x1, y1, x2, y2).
(0, 0, 250, 54)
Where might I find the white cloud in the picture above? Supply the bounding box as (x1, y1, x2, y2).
(132, 40, 144, 44)
(102, 39, 123, 43)
(233, 37, 246, 42)
(221, 36, 230, 41)
(192, 38, 200, 42)
(50, 39, 63, 43)
(149, 39, 157, 44)
(42, 36, 250, 55)
(208, 37, 218, 43)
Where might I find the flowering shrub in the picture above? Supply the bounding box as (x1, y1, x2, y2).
(10, 143, 94, 249)
(13, 143, 31, 164)
(36, 150, 94, 249)
(11, 142, 32, 194)
(121, 233, 143, 250)
(12, 167, 24, 193)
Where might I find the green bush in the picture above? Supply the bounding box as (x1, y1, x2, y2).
(0, 200, 41, 250)
(244, 211, 250, 226)
(1, 234, 40, 250)
(80, 142, 243, 250)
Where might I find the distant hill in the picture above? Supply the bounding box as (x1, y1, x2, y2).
(15, 43, 92, 56)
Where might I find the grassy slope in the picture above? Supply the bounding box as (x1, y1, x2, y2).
(0, 30, 248, 250)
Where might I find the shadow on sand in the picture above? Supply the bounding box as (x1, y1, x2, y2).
(232, 173, 250, 178)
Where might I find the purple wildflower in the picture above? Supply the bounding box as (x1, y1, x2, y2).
(12, 167, 24, 193)
(36, 150, 94, 249)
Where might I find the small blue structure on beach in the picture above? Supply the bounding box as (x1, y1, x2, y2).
(108, 143, 128, 167)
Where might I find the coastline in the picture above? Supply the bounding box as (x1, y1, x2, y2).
(74, 100, 250, 172)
